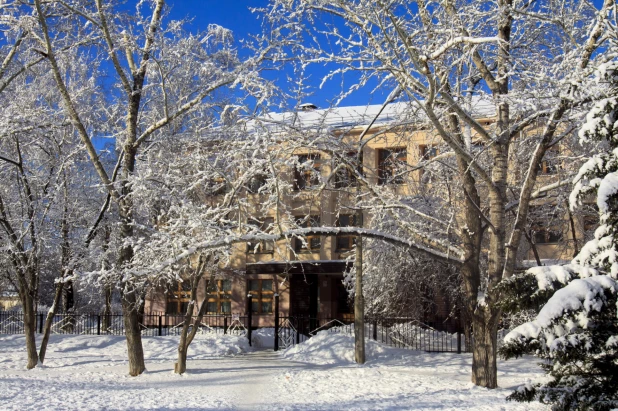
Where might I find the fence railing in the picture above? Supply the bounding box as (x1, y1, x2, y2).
(0, 310, 468, 353)
(274, 315, 468, 353)
(0, 311, 249, 337)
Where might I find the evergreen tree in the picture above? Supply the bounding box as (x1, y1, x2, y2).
(499, 61, 618, 410)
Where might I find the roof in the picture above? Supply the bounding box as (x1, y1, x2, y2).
(246, 96, 496, 133)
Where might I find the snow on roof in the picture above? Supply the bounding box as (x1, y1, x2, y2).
(248, 96, 495, 133)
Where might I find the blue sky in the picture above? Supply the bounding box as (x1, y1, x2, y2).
(162, 0, 386, 109)
(92, 0, 608, 150)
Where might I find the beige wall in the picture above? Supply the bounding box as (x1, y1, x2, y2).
(147, 115, 583, 322)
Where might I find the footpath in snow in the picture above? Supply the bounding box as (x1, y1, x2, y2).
(0, 331, 548, 410)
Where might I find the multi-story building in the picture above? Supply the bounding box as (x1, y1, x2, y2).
(145, 102, 594, 327)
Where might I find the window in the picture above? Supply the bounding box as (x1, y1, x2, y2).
(336, 214, 358, 251)
(247, 173, 267, 194)
(336, 280, 352, 314)
(378, 148, 407, 185)
(584, 215, 598, 232)
(248, 279, 274, 314)
(538, 148, 561, 175)
(205, 279, 232, 314)
(294, 215, 321, 252)
(204, 178, 229, 196)
(247, 217, 275, 254)
(419, 145, 438, 161)
(166, 280, 192, 314)
(294, 154, 322, 190)
(531, 220, 563, 244)
(333, 151, 359, 188)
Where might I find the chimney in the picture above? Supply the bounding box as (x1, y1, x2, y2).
(298, 103, 318, 111)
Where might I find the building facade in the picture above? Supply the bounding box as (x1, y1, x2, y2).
(144, 102, 593, 328)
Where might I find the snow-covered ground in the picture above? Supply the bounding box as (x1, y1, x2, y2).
(0, 332, 548, 410)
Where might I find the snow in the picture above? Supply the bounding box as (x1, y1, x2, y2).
(279, 332, 547, 410)
(249, 97, 495, 133)
(525, 264, 599, 292)
(251, 327, 275, 349)
(596, 171, 618, 213)
(0, 332, 548, 410)
(504, 276, 618, 345)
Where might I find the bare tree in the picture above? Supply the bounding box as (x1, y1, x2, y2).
(259, 0, 615, 388)
(28, 0, 274, 376)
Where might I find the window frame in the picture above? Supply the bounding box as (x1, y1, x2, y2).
(248, 279, 274, 315)
(205, 279, 233, 315)
(166, 280, 192, 315)
(294, 154, 322, 190)
(583, 215, 598, 232)
(378, 147, 407, 185)
(537, 147, 561, 175)
(333, 151, 359, 188)
(335, 214, 358, 251)
(530, 219, 564, 244)
(418, 144, 438, 161)
(246, 217, 275, 254)
(294, 215, 321, 253)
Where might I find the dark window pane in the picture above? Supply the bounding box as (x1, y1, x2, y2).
(261, 280, 273, 291)
(251, 301, 259, 313)
(337, 236, 351, 250)
(166, 302, 178, 314)
(584, 217, 597, 231)
(420, 145, 437, 160)
(249, 280, 259, 291)
(310, 237, 321, 249)
(207, 302, 217, 313)
(378, 148, 407, 185)
(221, 301, 231, 313)
(248, 174, 267, 193)
(181, 281, 192, 291)
(180, 302, 189, 314)
(262, 241, 274, 252)
(262, 301, 272, 314)
(222, 280, 232, 292)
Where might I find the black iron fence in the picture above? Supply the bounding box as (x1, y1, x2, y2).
(274, 315, 468, 353)
(0, 310, 468, 353)
(0, 311, 249, 337)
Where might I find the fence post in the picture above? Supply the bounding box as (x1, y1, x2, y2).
(457, 329, 462, 354)
(224, 316, 228, 334)
(274, 294, 280, 352)
(373, 319, 377, 341)
(38, 313, 43, 334)
(97, 315, 101, 335)
(158, 315, 162, 336)
(295, 317, 300, 345)
(247, 293, 252, 346)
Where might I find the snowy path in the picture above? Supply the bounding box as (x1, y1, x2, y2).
(0, 334, 548, 410)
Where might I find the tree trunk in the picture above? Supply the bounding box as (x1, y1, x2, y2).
(470, 308, 500, 388)
(175, 300, 194, 375)
(354, 225, 365, 364)
(22, 292, 38, 369)
(102, 284, 113, 332)
(176, 258, 212, 374)
(175, 344, 188, 374)
(122, 291, 145, 376)
(39, 280, 64, 363)
(101, 226, 112, 332)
